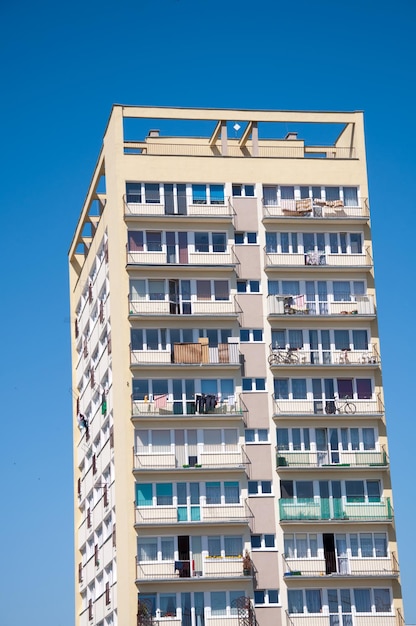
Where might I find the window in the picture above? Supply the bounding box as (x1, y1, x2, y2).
(284, 533, 317, 558)
(237, 280, 260, 293)
(254, 590, 279, 605)
(194, 232, 227, 253)
(138, 538, 157, 561)
(192, 184, 224, 205)
(145, 184, 160, 204)
(245, 429, 269, 443)
(350, 533, 388, 558)
(232, 184, 255, 197)
(160, 593, 177, 617)
(242, 378, 266, 391)
(345, 480, 380, 503)
(224, 536, 243, 556)
(248, 480, 272, 495)
(126, 182, 141, 203)
(211, 592, 226, 616)
(287, 589, 322, 614)
(224, 481, 239, 503)
(266, 232, 299, 254)
(251, 534, 275, 549)
(234, 232, 257, 244)
(206, 482, 221, 504)
(274, 378, 307, 400)
(240, 328, 263, 342)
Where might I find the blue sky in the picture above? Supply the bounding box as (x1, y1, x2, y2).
(1, 0, 415, 624)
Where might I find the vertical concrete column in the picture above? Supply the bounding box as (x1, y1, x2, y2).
(252, 122, 258, 156)
(221, 120, 228, 156)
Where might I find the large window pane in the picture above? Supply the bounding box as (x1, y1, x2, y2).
(225, 481, 239, 503)
(306, 589, 322, 613)
(192, 185, 207, 204)
(206, 482, 221, 504)
(357, 379, 372, 399)
(145, 184, 160, 204)
(139, 538, 157, 561)
(354, 588, 371, 612)
(288, 590, 303, 614)
(374, 588, 391, 612)
(224, 536, 242, 556)
(148, 280, 165, 300)
(211, 592, 226, 616)
(210, 185, 224, 204)
(156, 483, 173, 505)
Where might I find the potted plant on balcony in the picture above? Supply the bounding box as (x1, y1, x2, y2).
(242, 550, 252, 576)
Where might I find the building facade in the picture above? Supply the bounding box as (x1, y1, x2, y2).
(69, 106, 404, 626)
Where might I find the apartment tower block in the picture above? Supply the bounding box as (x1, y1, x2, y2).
(69, 106, 404, 626)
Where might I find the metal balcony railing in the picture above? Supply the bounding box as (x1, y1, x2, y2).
(123, 194, 234, 218)
(133, 444, 249, 471)
(128, 296, 239, 317)
(276, 446, 388, 469)
(286, 612, 401, 626)
(127, 248, 235, 266)
(264, 247, 372, 269)
(279, 497, 393, 522)
(267, 294, 375, 316)
(263, 198, 369, 219)
(282, 552, 399, 578)
(136, 555, 251, 581)
(124, 141, 356, 159)
(272, 394, 384, 416)
(132, 398, 244, 418)
(130, 342, 240, 366)
(135, 502, 253, 526)
(268, 345, 380, 367)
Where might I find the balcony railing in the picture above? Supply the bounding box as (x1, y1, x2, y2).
(267, 294, 375, 316)
(127, 249, 235, 266)
(124, 141, 356, 159)
(272, 396, 384, 416)
(131, 342, 240, 366)
(282, 552, 399, 578)
(129, 298, 239, 317)
(264, 248, 372, 269)
(268, 345, 380, 367)
(286, 613, 401, 626)
(279, 497, 393, 522)
(132, 399, 243, 418)
(134, 444, 249, 471)
(135, 502, 253, 525)
(263, 198, 369, 219)
(136, 555, 251, 581)
(276, 447, 388, 469)
(124, 195, 234, 218)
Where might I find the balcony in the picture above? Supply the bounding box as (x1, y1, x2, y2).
(124, 195, 234, 218)
(264, 249, 372, 271)
(263, 198, 369, 220)
(279, 497, 393, 522)
(282, 552, 399, 579)
(286, 613, 403, 626)
(131, 341, 240, 368)
(127, 249, 235, 268)
(276, 447, 388, 470)
(268, 346, 380, 368)
(124, 141, 356, 159)
(267, 294, 375, 317)
(273, 396, 384, 417)
(135, 503, 253, 526)
(134, 445, 249, 471)
(129, 298, 239, 318)
(136, 555, 252, 581)
(132, 399, 243, 419)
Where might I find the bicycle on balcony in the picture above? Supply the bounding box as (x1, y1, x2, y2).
(326, 395, 356, 414)
(268, 346, 300, 366)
